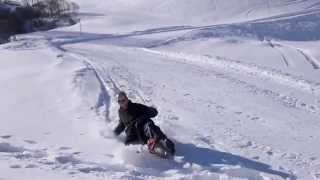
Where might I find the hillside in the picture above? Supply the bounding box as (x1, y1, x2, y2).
(1, 0, 320, 179)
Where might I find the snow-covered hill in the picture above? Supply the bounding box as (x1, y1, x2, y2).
(1, 0, 320, 179)
(64, 0, 320, 33)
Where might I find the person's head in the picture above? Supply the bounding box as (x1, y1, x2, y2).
(118, 91, 129, 110)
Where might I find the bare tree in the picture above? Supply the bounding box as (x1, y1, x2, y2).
(21, 0, 32, 6)
(19, 0, 78, 18)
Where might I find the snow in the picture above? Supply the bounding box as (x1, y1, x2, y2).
(1, 0, 320, 179)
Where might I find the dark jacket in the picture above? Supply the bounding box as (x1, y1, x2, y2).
(114, 101, 158, 137)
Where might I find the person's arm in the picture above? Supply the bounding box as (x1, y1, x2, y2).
(114, 121, 125, 136)
(114, 110, 125, 135)
(134, 103, 158, 122)
(141, 105, 158, 119)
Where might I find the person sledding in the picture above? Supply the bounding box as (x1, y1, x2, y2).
(113, 91, 175, 155)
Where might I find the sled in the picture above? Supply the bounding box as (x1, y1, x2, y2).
(147, 138, 175, 159)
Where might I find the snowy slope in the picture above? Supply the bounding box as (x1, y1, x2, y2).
(1, 0, 320, 179)
(64, 0, 320, 33)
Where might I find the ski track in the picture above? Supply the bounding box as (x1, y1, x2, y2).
(266, 41, 290, 67)
(109, 65, 155, 105)
(143, 57, 318, 179)
(248, 7, 320, 24)
(195, 65, 319, 116)
(66, 53, 112, 120)
(296, 49, 320, 70)
(268, 41, 320, 70)
(142, 48, 320, 96)
(48, 41, 120, 123)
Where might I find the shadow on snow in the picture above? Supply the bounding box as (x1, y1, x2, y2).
(175, 142, 295, 180)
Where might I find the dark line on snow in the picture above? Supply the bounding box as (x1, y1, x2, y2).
(297, 49, 320, 70)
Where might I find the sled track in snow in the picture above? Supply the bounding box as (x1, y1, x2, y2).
(266, 41, 290, 67)
(50, 42, 116, 122)
(71, 53, 112, 120)
(296, 49, 320, 70)
(268, 41, 320, 70)
(58, 47, 153, 120)
(48, 35, 156, 121)
(142, 49, 320, 96)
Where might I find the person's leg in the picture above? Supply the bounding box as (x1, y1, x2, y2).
(143, 121, 166, 141)
(144, 121, 175, 154)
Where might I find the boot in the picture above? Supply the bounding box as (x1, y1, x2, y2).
(161, 138, 175, 155)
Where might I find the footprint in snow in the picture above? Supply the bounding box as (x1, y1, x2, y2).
(310, 157, 317, 161)
(314, 173, 320, 179)
(239, 141, 253, 148)
(216, 105, 225, 110)
(59, 146, 72, 151)
(251, 117, 260, 121)
(1, 135, 12, 139)
(170, 116, 179, 121)
(252, 156, 260, 160)
(68, 171, 78, 175)
(10, 164, 22, 169)
(25, 164, 38, 168)
(55, 155, 80, 164)
(24, 140, 37, 144)
(104, 154, 114, 158)
(266, 151, 273, 156)
(78, 167, 106, 174)
(310, 106, 316, 110)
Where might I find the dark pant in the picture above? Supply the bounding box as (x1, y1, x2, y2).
(142, 120, 166, 143)
(142, 120, 175, 154)
(125, 120, 166, 145)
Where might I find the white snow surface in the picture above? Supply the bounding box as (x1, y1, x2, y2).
(1, 0, 320, 179)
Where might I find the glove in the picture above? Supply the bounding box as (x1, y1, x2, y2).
(124, 136, 136, 146)
(124, 140, 130, 146)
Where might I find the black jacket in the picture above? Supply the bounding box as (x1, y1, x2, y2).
(114, 101, 158, 136)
